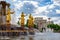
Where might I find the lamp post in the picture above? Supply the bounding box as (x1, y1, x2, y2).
(48, 18, 51, 32)
(48, 18, 51, 28)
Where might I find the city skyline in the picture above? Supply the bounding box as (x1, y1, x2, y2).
(3, 0, 60, 24)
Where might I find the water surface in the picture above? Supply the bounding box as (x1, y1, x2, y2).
(0, 33, 60, 40)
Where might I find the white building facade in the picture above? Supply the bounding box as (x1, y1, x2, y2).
(34, 17, 47, 31)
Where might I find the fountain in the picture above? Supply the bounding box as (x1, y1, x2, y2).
(0, 1, 60, 40)
(34, 27, 60, 40)
(45, 28, 53, 33)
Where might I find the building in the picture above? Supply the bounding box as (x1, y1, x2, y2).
(34, 17, 47, 31)
(47, 18, 54, 25)
(0, 1, 10, 25)
(47, 21, 53, 25)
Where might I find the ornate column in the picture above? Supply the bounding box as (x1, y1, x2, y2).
(0, 1, 10, 25)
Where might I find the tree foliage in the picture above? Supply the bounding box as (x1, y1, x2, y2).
(47, 24, 60, 31)
(17, 21, 20, 25)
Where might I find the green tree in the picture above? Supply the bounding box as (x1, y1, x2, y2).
(25, 19, 28, 27)
(34, 24, 38, 29)
(47, 24, 60, 32)
(17, 21, 20, 25)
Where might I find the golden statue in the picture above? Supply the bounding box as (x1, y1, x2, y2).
(6, 8, 11, 25)
(20, 12, 25, 27)
(28, 14, 34, 28)
(6, 8, 14, 25)
(31, 16, 34, 27)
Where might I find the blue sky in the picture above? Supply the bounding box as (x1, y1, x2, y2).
(4, 0, 60, 24)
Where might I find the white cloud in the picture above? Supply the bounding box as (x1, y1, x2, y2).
(14, 0, 55, 15)
(33, 3, 56, 14)
(30, 1, 39, 7)
(51, 17, 57, 21)
(23, 1, 39, 7)
(13, 1, 39, 10)
(54, 20, 60, 24)
(51, 17, 60, 24)
(56, 10, 60, 14)
(14, 2, 24, 9)
(34, 5, 49, 14)
(45, 10, 49, 14)
(12, 0, 17, 2)
(48, 4, 55, 9)
(33, 15, 48, 21)
(53, 0, 60, 6)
